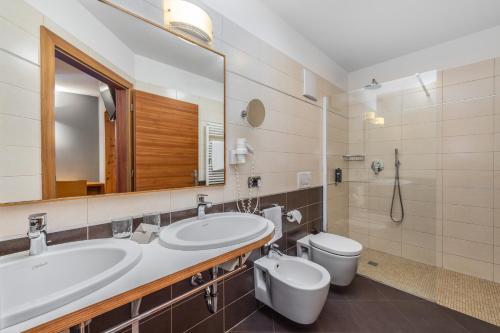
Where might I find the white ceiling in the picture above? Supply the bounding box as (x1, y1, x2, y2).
(55, 58, 100, 97)
(264, 0, 500, 72)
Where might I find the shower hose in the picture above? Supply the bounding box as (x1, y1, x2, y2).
(390, 149, 404, 223)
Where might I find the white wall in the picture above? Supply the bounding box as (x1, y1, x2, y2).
(349, 25, 500, 90)
(198, 0, 348, 90)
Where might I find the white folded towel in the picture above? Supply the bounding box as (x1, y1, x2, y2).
(262, 206, 283, 244)
(211, 140, 224, 171)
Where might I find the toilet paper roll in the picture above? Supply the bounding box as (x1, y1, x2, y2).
(286, 209, 302, 224)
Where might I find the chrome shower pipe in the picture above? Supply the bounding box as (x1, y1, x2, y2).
(416, 73, 431, 97)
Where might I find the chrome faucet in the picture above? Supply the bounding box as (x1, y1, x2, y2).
(265, 243, 284, 258)
(197, 194, 212, 219)
(27, 213, 48, 256)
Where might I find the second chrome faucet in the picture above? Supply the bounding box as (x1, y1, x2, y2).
(197, 194, 212, 218)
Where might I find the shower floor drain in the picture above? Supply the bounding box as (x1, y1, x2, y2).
(368, 261, 379, 267)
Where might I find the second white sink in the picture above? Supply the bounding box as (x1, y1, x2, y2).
(0, 239, 142, 329)
(159, 212, 271, 250)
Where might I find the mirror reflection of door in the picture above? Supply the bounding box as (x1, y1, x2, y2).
(54, 58, 118, 198)
(133, 90, 199, 191)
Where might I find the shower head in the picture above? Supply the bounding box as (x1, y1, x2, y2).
(364, 78, 382, 90)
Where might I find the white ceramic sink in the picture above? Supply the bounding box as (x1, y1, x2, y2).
(159, 212, 271, 250)
(0, 239, 142, 329)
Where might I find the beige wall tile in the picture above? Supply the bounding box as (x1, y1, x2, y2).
(443, 78, 494, 103)
(442, 116, 493, 137)
(402, 105, 441, 125)
(495, 57, 500, 76)
(443, 204, 493, 227)
(402, 243, 440, 266)
(0, 175, 41, 204)
(0, 199, 87, 239)
(443, 59, 494, 86)
(403, 229, 440, 250)
(494, 246, 500, 265)
(443, 237, 494, 262)
(403, 215, 442, 235)
(0, 17, 38, 64)
(443, 220, 494, 244)
(0, 0, 43, 37)
(88, 192, 171, 225)
(443, 253, 493, 280)
(403, 122, 440, 139)
(443, 170, 493, 189)
(443, 187, 493, 208)
(442, 134, 493, 153)
(369, 235, 402, 256)
(0, 50, 39, 92)
(0, 82, 40, 120)
(403, 88, 442, 110)
(0, 114, 40, 148)
(443, 152, 493, 170)
(495, 264, 500, 283)
(443, 97, 494, 120)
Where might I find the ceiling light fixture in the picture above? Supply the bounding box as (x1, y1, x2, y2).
(164, 0, 213, 43)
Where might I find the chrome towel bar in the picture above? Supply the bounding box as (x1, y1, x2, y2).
(97, 262, 247, 333)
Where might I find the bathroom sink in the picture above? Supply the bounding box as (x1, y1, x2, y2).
(0, 239, 142, 329)
(159, 212, 271, 250)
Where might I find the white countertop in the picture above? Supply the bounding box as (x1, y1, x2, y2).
(2, 223, 274, 333)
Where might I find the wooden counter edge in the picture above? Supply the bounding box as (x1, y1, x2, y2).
(23, 234, 272, 333)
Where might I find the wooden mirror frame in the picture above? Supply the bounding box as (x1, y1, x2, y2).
(40, 26, 133, 199)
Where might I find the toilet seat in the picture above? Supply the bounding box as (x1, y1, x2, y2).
(309, 232, 362, 257)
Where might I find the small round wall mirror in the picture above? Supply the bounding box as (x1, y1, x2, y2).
(242, 99, 266, 127)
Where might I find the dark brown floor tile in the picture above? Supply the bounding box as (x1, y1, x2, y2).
(330, 275, 386, 301)
(140, 286, 172, 313)
(273, 310, 322, 332)
(350, 300, 414, 333)
(225, 291, 260, 331)
(307, 187, 322, 205)
(446, 309, 500, 333)
(47, 227, 87, 246)
(186, 311, 224, 333)
(286, 190, 308, 210)
(230, 306, 274, 332)
(394, 301, 469, 333)
(0, 237, 29, 256)
(139, 308, 171, 333)
(374, 282, 423, 301)
(224, 267, 255, 305)
(314, 299, 361, 332)
(89, 303, 131, 332)
(88, 223, 112, 240)
(171, 283, 223, 333)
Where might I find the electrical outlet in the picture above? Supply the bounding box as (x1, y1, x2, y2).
(248, 176, 261, 188)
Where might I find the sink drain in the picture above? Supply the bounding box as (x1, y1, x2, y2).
(367, 261, 379, 267)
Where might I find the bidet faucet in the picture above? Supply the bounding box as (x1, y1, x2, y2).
(27, 213, 48, 256)
(197, 194, 212, 219)
(265, 244, 284, 258)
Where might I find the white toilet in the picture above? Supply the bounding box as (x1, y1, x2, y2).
(254, 252, 330, 324)
(297, 232, 363, 286)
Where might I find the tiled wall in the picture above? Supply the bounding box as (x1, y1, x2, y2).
(0, 0, 345, 242)
(347, 58, 500, 283)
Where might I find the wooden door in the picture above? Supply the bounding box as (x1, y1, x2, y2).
(133, 90, 198, 191)
(104, 112, 116, 193)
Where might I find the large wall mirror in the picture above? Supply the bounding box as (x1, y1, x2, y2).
(1, 0, 225, 204)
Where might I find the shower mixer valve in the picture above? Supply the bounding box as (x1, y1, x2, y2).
(371, 160, 384, 175)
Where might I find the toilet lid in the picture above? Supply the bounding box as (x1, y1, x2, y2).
(309, 232, 362, 256)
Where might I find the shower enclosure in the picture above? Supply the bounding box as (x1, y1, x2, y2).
(327, 58, 500, 326)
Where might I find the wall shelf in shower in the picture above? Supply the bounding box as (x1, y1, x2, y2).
(342, 155, 365, 161)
